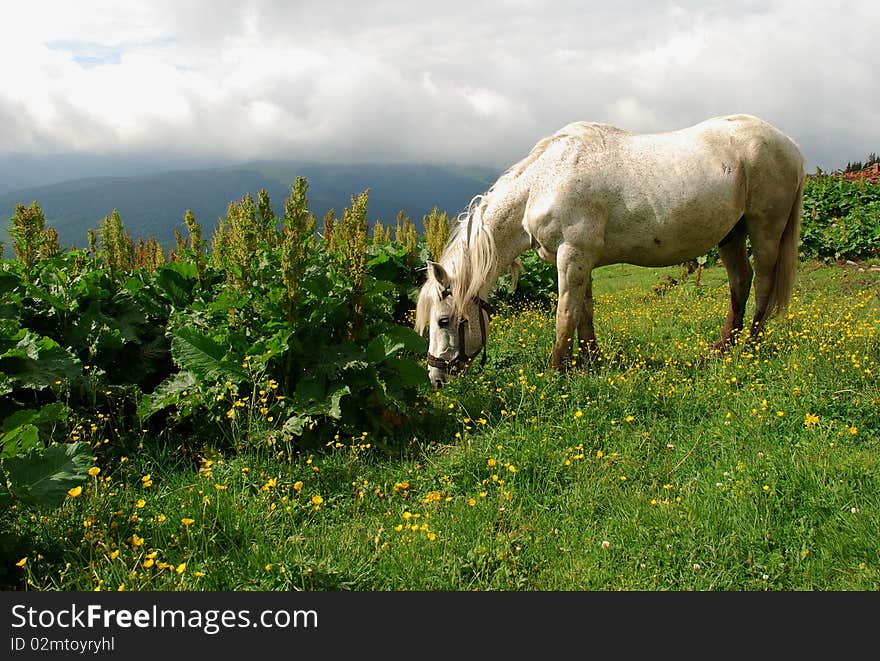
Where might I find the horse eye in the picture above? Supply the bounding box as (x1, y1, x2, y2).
(438, 317, 450, 328)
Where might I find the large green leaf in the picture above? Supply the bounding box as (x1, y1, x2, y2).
(292, 377, 350, 419)
(0, 271, 20, 296)
(0, 332, 82, 390)
(136, 371, 196, 421)
(1, 403, 70, 458)
(366, 335, 405, 363)
(391, 357, 429, 388)
(155, 266, 195, 308)
(3, 442, 91, 509)
(381, 324, 428, 353)
(108, 302, 147, 344)
(171, 327, 245, 383)
(0, 425, 40, 459)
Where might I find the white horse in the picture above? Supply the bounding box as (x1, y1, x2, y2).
(415, 114, 805, 388)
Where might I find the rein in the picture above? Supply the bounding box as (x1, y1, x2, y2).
(427, 296, 494, 373)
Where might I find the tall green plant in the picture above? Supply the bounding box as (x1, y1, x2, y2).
(184, 209, 205, 283)
(280, 177, 316, 320)
(99, 209, 134, 279)
(423, 206, 450, 261)
(340, 190, 370, 340)
(9, 202, 47, 280)
(143, 181, 427, 452)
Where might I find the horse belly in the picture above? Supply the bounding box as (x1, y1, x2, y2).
(600, 171, 745, 267)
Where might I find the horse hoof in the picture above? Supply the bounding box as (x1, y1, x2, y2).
(551, 355, 571, 373)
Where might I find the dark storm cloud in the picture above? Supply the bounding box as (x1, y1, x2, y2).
(1, 1, 877, 170)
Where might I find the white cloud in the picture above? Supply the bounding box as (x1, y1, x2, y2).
(0, 0, 878, 170)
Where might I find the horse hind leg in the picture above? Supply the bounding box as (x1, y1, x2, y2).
(747, 180, 804, 341)
(744, 208, 791, 343)
(748, 246, 780, 342)
(712, 218, 752, 354)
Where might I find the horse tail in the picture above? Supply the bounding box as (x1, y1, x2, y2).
(768, 173, 804, 316)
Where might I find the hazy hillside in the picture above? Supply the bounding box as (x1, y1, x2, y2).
(0, 153, 220, 195)
(0, 161, 498, 251)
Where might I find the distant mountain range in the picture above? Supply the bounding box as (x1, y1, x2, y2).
(0, 156, 499, 251)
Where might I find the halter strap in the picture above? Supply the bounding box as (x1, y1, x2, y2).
(427, 297, 494, 373)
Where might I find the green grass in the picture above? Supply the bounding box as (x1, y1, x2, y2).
(6, 261, 879, 591)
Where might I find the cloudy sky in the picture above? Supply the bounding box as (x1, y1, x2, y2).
(2, 0, 878, 171)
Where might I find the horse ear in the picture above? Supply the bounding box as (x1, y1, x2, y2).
(427, 261, 451, 288)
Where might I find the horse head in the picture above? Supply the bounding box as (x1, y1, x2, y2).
(416, 261, 493, 389)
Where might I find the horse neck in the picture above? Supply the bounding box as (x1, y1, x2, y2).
(443, 171, 533, 311)
(478, 179, 532, 292)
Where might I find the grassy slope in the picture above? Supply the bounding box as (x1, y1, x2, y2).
(8, 261, 880, 591)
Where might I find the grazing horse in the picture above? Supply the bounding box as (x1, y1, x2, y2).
(415, 114, 805, 388)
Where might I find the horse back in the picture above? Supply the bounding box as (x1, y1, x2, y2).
(523, 115, 803, 268)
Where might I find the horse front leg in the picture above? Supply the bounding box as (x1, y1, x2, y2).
(552, 244, 592, 371)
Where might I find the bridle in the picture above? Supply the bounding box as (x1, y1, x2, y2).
(426, 292, 494, 373)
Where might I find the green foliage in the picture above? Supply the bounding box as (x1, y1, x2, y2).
(128, 183, 429, 451)
(423, 206, 450, 261)
(5, 263, 878, 592)
(9, 202, 47, 280)
(1, 403, 69, 459)
(1, 331, 82, 393)
(99, 208, 135, 278)
(179, 209, 206, 289)
(40, 227, 60, 259)
(495, 250, 557, 306)
(0, 441, 91, 512)
(170, 327, 247, 383)
(0, 178, 436, 540)
(801, 174, 880, 261)
(280, 177, 316, 317)
(4, 162, 875, 545)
